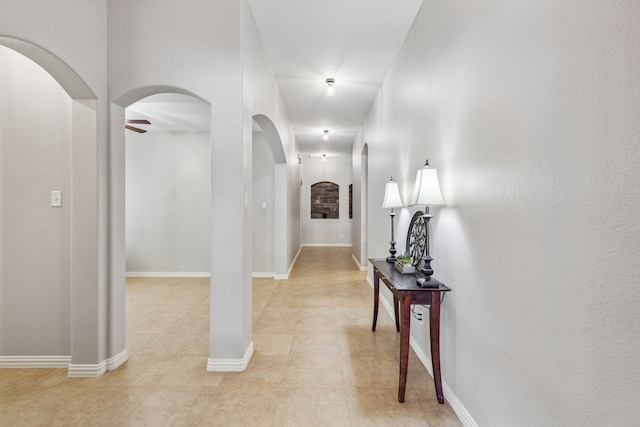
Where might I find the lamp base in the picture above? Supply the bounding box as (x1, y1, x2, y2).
(386, 255, 397, 263)
(416, 277, 440, 288)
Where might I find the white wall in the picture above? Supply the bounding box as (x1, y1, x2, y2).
(302, 156, 353, 246)
(356, 1, 640, 425)
(0, 0, 108, 370)
(252, 131, 276, 275)
(0, 0, 298, 372)
(126, 131, 211, 275)
(0, 46, 72, 356)
(107, 0, 300, 365)
(243, 6, 301, 277)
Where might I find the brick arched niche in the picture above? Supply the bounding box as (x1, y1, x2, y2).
(310, 181, 340, 219)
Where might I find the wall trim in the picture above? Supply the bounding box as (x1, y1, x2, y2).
(107, 349, 129, 371)
(0, 355, 71, 368)
(126, 272, 210, 278)
(365, 275, 476, 426)
(352, 253, 367, 271)
(207, 341, 254, 372)
(252, 272, 275, 278)
(301, 243, 353, 247)
(67, 350, 129, 377)
(68, 361, 107, 377)
(275, 245, 302, 280)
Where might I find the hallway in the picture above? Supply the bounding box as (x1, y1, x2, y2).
(0, 247, 461, 426)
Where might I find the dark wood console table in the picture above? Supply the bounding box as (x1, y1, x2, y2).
(369, 258, 451, 403)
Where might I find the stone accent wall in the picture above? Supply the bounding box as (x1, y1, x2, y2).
(310, 181, 339, 219)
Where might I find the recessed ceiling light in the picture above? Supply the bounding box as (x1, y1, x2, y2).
(324, 78, 337, 96)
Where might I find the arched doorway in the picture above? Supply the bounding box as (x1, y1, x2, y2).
(251, 114, 288, 279)
(109, 89, 211, 368)
(0, 38, 101, 374)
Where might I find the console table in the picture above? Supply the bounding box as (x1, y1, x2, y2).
(369, 258, 451, 403)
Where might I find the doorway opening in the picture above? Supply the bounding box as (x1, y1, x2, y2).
(124, 93, 212, 360)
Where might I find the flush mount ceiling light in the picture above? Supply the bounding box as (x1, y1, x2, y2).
(322, 154, 327, 161)
(324, 78, 337, 96)
(322, 129, 330, 140)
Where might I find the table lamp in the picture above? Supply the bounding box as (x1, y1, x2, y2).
(412, 160, 445, 287)
(382, 177, 404, 262)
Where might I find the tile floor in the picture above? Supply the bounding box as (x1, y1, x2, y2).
(0, 247, 461, 426)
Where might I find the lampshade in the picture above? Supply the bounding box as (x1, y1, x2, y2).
(382, 178, 404, 209)
(412, 162, 445, 207)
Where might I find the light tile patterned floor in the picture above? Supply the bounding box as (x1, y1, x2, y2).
(0, 247, 462, 426)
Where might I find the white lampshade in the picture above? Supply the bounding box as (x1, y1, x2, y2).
(382, 178, 404, 209)
(412, 163, 445, 207)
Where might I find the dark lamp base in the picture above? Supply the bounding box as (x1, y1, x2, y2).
(386, 256, 397, 263)
(417, 277, 440, 288)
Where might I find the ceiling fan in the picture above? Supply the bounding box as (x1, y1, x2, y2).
(125, 119, 151, 133)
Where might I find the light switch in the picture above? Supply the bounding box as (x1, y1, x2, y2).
(262, 201, 267, 209)
(51, 190, 62, 207)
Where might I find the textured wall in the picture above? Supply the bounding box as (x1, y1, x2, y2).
(358, 0, 640, 425)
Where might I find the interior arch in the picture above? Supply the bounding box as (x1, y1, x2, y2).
(0, 36, 95, 99)
(108, 87, 212, 369)
(0, 38, 101, 374)
(251, 114, 289, 278)
(252, 114, 287, 165)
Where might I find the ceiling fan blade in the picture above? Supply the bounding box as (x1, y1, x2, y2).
(126, 119, 151, 125)
(125, 124, 147, 133)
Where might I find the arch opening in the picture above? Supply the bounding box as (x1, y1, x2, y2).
(251, 114, 288, 279)
(109, 88, 212, 371)
(0, 39, 100, 373)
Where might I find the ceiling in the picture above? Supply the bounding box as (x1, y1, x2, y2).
(126, 0, 423, 157)
(248, 0, 423, 157)
(126, 93, 211, 132)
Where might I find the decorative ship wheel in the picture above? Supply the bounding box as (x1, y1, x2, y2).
(406, 210, 426, 269)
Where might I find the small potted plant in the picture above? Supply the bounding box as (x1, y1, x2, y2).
(394, 254, 415, 274)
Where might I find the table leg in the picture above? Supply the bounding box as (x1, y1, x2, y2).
(430, 291, 445, 404)
(398, 292, 411, 402)
(372, 268, 379, 331)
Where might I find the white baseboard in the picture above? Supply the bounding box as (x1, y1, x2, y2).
(408, 337, 477, 426)
(107, 349, 129, 371)
(0, 355, 71, 368)
(302, 243, 353, 247)
(207, 342, 254, 372)
(366, 275, 476, 427)
(275, 246, 302, 280)
(252, 272, 275, 278)
(0, 350, 128, 375)
(68, 361, 107, 377)
(67, 349, 129, 377)
(352, 253, 367, 271)
(126, 272, 210, 278)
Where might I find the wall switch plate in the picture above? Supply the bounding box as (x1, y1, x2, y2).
(51, 190, 62, 207)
